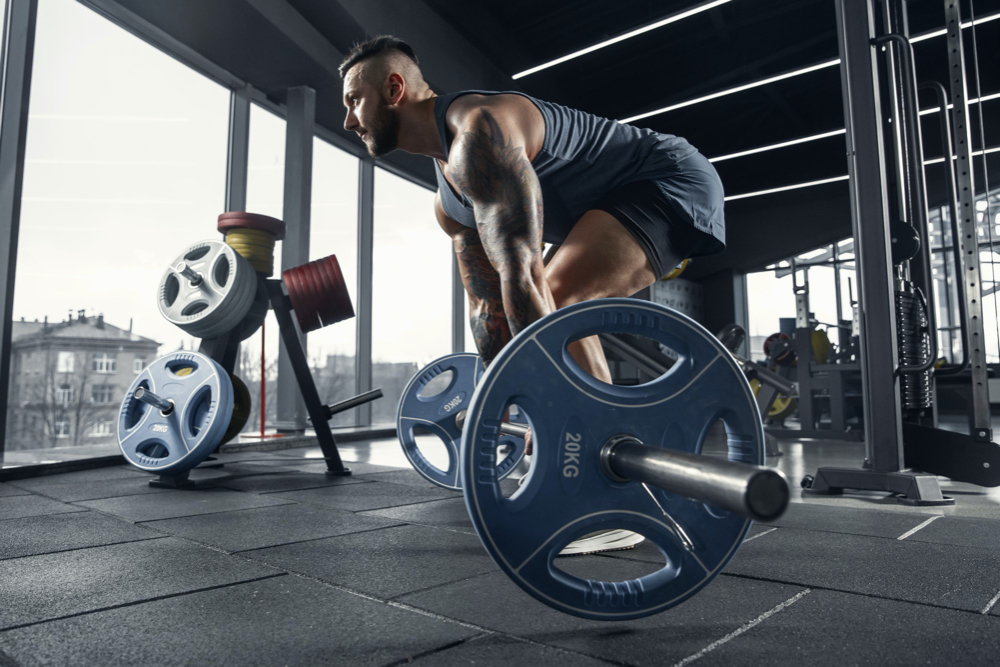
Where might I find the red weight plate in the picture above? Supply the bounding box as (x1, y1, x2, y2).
(322, 255, 355, 323)
(218, 212, 286, 240)
(299, 263, 327, 333)
(283, 265, 319, 333)
(308, 261, 338, 328)
(301, 262, 331, 329)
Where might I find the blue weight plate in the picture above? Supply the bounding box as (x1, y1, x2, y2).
(397, 353, 526, 491)
(118, 351, 234, 475)
(462, 299, 764, 621)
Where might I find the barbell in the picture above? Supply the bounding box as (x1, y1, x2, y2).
(458, 298, 789, 621)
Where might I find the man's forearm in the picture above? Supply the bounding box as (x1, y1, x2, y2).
(454, 229, 512, 365)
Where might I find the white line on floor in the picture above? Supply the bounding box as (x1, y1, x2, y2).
(982, 589, 1000, 615)
(672, 589, 812, 666)
(743, 527, 778, 543)
(896, 516, 942, 540)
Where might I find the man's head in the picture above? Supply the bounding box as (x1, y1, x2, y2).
(339, 35, 429, 158)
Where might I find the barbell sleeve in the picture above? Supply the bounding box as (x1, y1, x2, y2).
(324, 388, 384, 419)
(134, 386, 174, 414)
(601, 436, 789, 522)
(174, 262, 203, 286)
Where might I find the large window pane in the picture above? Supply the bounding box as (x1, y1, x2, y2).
(5, 0, 229, 466)
(235, 104, 285, 436)
(372, 168, 450, 424)
(310, 137, 358, 426)
(746, 270, 795, 362)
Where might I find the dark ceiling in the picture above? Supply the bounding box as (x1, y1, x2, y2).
(112, 0, 1000, 277)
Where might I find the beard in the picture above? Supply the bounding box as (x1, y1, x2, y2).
(365, 102, 400, 158)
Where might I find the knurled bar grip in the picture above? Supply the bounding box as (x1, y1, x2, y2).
(602, 437, 789, 522)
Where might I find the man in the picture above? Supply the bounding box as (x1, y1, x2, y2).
(340, 36, 725, 555)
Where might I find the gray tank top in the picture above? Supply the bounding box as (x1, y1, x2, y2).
(433, 89, 701, 244)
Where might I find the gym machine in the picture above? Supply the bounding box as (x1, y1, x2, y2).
(804, 0, 1000, 503)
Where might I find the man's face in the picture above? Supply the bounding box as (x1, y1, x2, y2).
(343, 69, 399, 158)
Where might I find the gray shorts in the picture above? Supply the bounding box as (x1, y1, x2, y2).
(593, 153, 725, 278)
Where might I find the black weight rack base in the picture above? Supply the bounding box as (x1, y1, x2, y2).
(151, 278, 382, 488)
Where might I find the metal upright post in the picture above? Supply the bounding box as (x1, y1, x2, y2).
(355, 158, 375, 426)
(0, 0, 38, 461)
(805, 0, 952, 504)
(225, 84, 252, 212)
(276, 86, 315, 433)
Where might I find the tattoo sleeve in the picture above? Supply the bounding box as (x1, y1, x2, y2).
(450, 109, 548, 339)
(453, 229, 511, 365)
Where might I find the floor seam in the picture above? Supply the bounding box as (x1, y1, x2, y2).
(719, 571, 1000, 617)
(230, 523, 407, 554)
(0, 535, 168, 563)
(0, 573, 286, 634)
(671, 589, 812, 666)
(896, 515, 943, 540)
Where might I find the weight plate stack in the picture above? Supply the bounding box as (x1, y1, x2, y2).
(118, 350, 235, 476)
(158, 240, 258, 339)
(282, 255, 355, 333)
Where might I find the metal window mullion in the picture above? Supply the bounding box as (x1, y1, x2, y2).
(0, 0, 38, 460)
(276, 86, 315, 433)
(225, 84, 252, 212)
(355, 158, 374, 426)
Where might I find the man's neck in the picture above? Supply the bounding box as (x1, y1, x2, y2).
(395, 95, 447, 161)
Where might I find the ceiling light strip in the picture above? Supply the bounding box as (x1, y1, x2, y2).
(709, 129, 847, 163)
(620, 60, 840, 124)
(512, 0, 731, 80)
(725, 175, 849, 201)
(909, 11, 1000, 43)
(924, 145, 1000, 165)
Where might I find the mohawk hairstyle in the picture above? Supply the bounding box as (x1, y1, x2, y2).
(338, 35, 420, 79)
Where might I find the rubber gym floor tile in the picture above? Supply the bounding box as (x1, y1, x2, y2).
(351, 468, 453, 488)
(724, 526, 1000, 612)
(903, 515, 1000, 551)
(206, 469, 371, 494)
(398, 568, 804, 665)
(74, 487, 293, 522)
(278, 460, 411, 475)
(141, 502, 404, 552)
(698, 589, 1000, 665)
(0, 494, 87, 521)
(0, 482, 32, 497)
(269, 480, 459, 512)
(8, 466, 149, 488)
(6, 475, 172, 503)
(762, 501, 931, 539)
(0, 574, 477, 666)
(243, 524, 496, 599)
(409, 634, 614, 666)
(0, 537, 278, 630)
(361, 497, 476, 534)
(0, 511, 160, 561)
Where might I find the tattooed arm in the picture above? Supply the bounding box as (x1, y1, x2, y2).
(435, 194, 512, 365)
(446, 106, 550, 340)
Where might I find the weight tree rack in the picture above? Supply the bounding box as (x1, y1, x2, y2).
(150, 277, 382, 488)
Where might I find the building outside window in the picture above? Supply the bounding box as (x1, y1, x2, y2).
(89, 421, 113, 437)
(56, 384, 72, 406)
(56, 351, 74, 373)
(53, 420, 70, 438)
(92, 352, 117, 374)
(91, 384, 114, 404)
(133, 358, 146, 373)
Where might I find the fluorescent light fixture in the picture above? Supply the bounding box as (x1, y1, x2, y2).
(725, 175, 849, 201)
(709, 129, 846, 163)
(909, 10, 1000, 43)
(923, 145, 1000, 165)
(620, 60, 840, 124)
(919, 91, 1000, 116)
(512, 0, 731, 79)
